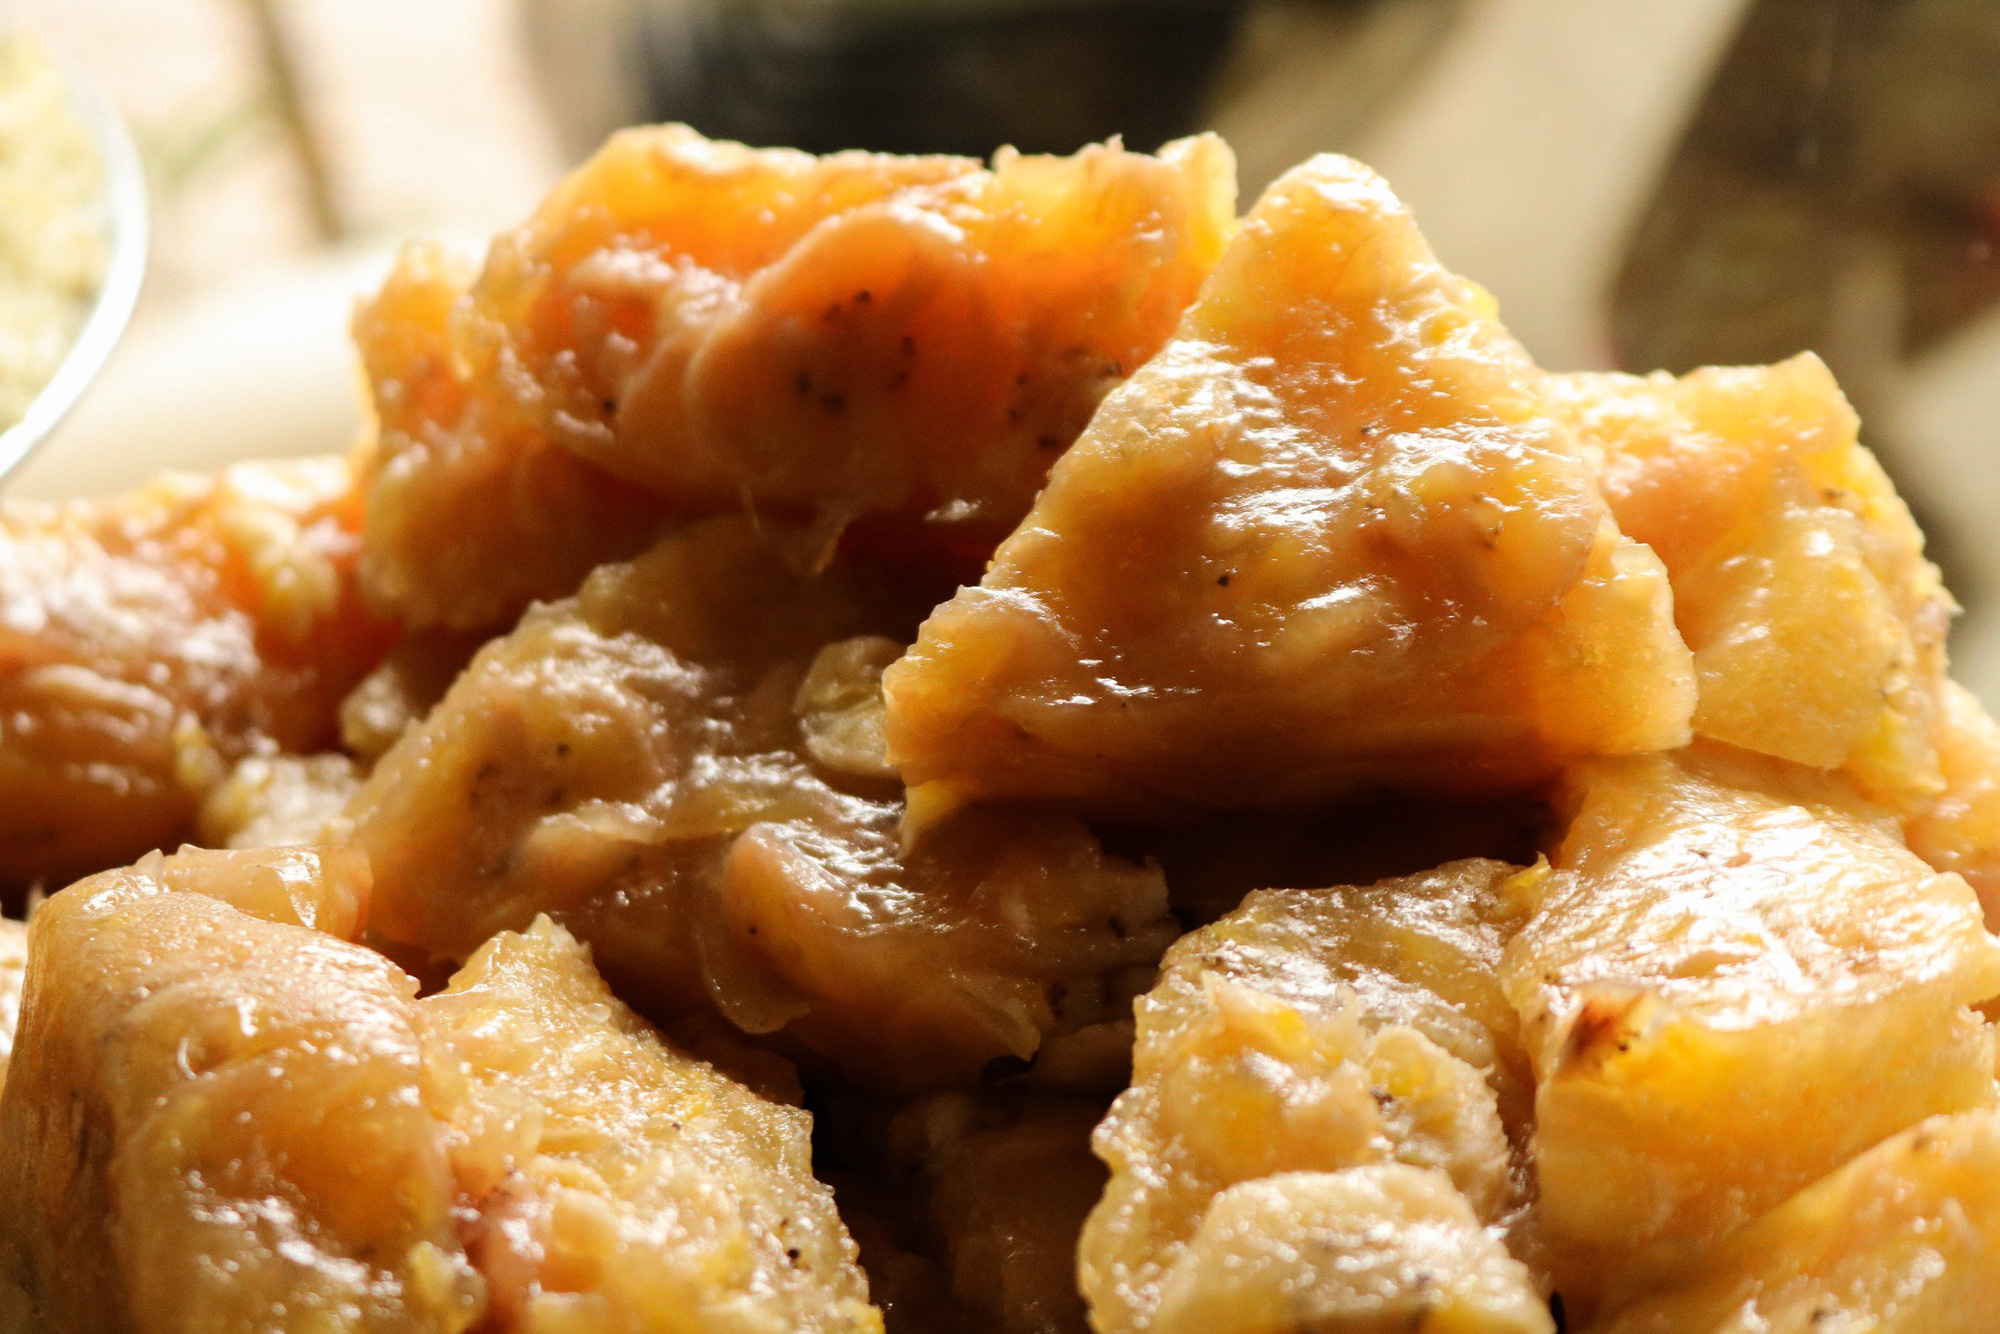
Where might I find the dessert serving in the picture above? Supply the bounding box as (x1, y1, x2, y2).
(0, 121, 1996, 1333)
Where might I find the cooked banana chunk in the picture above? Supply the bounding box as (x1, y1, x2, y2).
(347, 515, 910, 959)
(1081, 859, 1540, 1333)
(1149, 1166, 1553, 1334)
(0, 458, 391, 888)
(885, 155, 1692, 820)
(198, 752, 362, 849)
(716, 803, 1172, 1090)
(613, 134, 1235, 536)
(1550, 361, 2000, 932)
(0, 847, 887, 1333)
(1902, 679, 2000, 924)
(1549, 357, 1951, 806)
(346, 516, 1174, 1090)
(125, 843, 373, 936)
(359, 127, 1235, 629)
(1595, 1110, 2000, 1334)
(0, 917, 24, 1093)
(1504, 745, 2000, 1304)
(0, 845, 479, 1334)
(353, 243, 673, 632)
(416, 917, 881, 1333)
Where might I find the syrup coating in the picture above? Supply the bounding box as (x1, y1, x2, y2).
(887, 155, 1692, 820)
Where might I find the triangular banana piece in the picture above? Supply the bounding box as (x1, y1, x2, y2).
(886, 155, 1694, 818)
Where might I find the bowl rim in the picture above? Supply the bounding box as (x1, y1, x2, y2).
(0, 33, 150, 488)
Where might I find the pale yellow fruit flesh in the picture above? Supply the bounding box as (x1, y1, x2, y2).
(352, 240, 677, 633)
(1149, 1166, 1553, 1334)
(1549, 356, 1951, 807)
(357, 127, 1236, 630)
(886, 154, 1693, 820)
(0, 458, 390, 888)
(1594, 1110, 2000, 1334)
(346, 514, 1173, 1092)
(1505, 744, 2000, 1304)
(1903, 678, 2000, 926)
(0, 845, 480, 1334)
(1081, 859, 1541, 1333)
(620, 135, 1237, 531)
(198, 752, 362, 849)
(0, 847, 889, 1334)
(416, 917, 882, 1334)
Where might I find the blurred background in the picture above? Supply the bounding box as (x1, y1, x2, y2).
(13, 0, 2000, 692)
